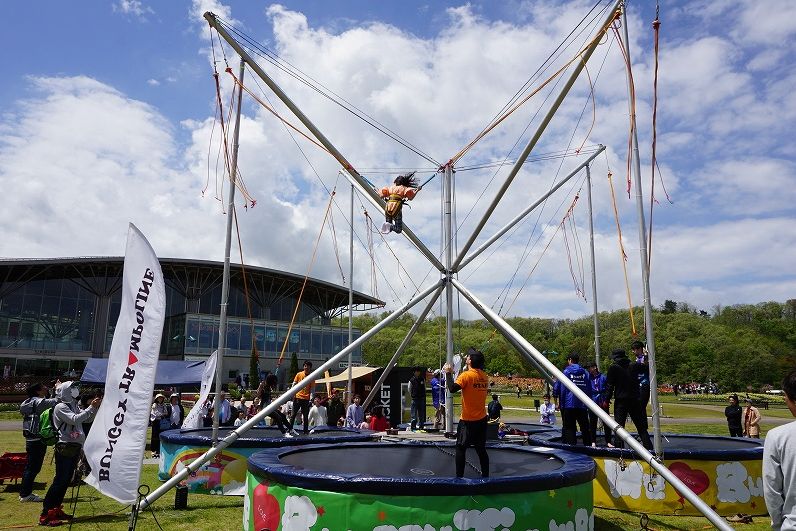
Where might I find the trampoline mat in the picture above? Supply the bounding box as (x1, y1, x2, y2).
(279, 444, 564, 478)
(163, 426, 373, 447)
(659, 435, 762, 450)
(543, 434, 761, 450)
(507, 422, 560, 434)
(249, 442, 596, 495)
(529, 432, 763, 460)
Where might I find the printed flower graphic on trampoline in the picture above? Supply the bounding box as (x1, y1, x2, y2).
(548, 508, 593, 531)
(716, 461, 762, 503)
(452, 507, 515, 530)
(281, 495, 318, 531)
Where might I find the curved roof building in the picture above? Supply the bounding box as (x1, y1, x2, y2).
(0, 257, 382, 379)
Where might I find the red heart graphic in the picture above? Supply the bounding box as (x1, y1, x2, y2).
(252, 483, 280, 531)
(128, 351, 138, 365)
(669, 461, 710, 495)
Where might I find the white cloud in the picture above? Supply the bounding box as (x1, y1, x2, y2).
(114, 0, 153, 18)
(1, 0, 794, 323)
(147, 78, 160, 86)
(735, 0, 796, 45)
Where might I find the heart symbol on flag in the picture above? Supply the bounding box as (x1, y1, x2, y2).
(128, 351, 138, 365)
(669, 461, 710, 495)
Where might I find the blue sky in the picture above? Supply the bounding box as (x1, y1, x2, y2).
(1, 0, 794, 321)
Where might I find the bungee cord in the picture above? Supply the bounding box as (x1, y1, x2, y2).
(607, 169, 637, 336)
(447, 2, 619, 167)
(214, 17, 441, 167)
(200, 0, 664, 353)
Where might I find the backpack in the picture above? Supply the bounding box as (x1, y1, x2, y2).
(38, 407, 59, 446)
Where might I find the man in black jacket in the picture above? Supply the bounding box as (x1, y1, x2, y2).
(605, 349, 652, 450)
(409, 367, 426, 431)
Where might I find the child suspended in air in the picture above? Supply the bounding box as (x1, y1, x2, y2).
(380, 172, 419, 234)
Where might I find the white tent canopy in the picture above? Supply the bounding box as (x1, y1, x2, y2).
(313, 366, 379, 384)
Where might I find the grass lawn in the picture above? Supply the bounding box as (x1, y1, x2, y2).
(0, 423, 775, 530)
(0, 410, 21, 421)
(0, 430, 243, 530)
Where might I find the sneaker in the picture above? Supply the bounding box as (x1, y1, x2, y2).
(380, 222, 392, 234)
(284, 432, 293, 438)
(53, 506, 72, 520)
(290, 429, 300, 437)
(39, 509, 64, 527)
(20, 494, 44, 502)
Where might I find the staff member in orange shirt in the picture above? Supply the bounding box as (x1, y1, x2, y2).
(444, 347, 490, 478)
(289, 361, 315, 435)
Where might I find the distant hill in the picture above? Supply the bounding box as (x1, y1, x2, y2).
(352, 299, 796, 391)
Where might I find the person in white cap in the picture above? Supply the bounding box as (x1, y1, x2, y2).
(39, 381, 100, 526)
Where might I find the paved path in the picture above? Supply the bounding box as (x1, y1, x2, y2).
(0, 420, 21, 431)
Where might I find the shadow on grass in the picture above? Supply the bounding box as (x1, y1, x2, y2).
(593, 514, 626, 531)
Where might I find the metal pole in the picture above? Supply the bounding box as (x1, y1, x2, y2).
(212, 58, 245, 444)
(362, 285, 444, 410)
(451, 0, 621, 272)
(621, 3, 662, 456)
(504, 333, 555, 384)
(450, 278, 732, 531)
(459, 146, 605, 270)
(141, 280, 443, 510)
(346, 183, 354, 409)
(204, 12, 443, 272)
(443, 165, 455, 432)
(586, 164, 601, 368)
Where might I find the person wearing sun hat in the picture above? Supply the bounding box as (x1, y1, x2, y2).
(149, 393, 168, 458)
(743, 397, 761, 438)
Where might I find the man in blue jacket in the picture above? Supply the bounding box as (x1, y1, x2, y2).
(587, 363, 611, 447)
(552, 354, 592, 446)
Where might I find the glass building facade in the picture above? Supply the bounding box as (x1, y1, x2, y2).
(0, 258, 380, 379)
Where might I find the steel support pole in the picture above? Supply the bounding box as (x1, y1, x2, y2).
(204, 12, 443, 272)
(459, 146, 605, 270)
(586, 164, 602, 368)
(451, 0, 621, 272)
(212, 58, 245, 444)
(362, 285, 444, 410)
(141, 280, 443, 510)
(346, 183, 354, 408)
(621, 3, 662, 456)
(450, 278, 731, 531)
(443, 165, 455, 432)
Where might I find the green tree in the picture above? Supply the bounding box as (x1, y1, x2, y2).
(288, 352, 299, 384)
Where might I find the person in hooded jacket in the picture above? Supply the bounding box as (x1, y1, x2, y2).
(39, 381, 100, 527)
(605, 349, 652, 450)
(587, 363, 611, 447)
(19, 381, 59, 502)
(430, 369, 446, 429)
(552, 354, 592, 446)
